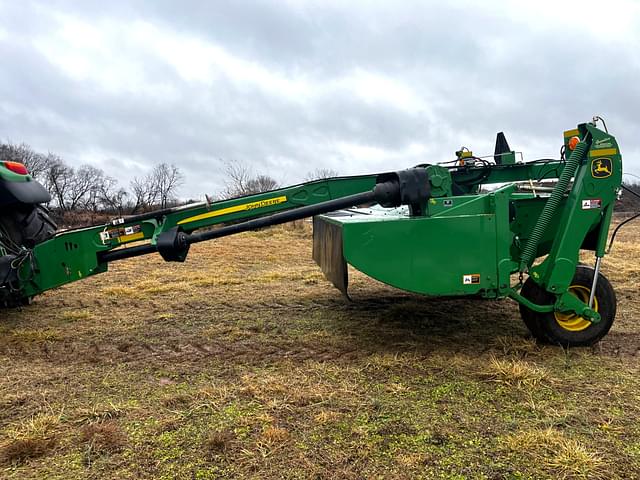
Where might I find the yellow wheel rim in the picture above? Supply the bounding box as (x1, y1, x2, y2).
(554, 285, 598, 332)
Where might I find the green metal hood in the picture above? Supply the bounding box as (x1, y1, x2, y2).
(313, 203, 500, 297)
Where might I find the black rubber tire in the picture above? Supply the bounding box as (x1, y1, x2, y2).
(515, 265, 593, 340)
(518, 265, 616, 347)
(0, 205, 56, 307)
(0, 205, 57, 248)
(518, 279, 547, 341)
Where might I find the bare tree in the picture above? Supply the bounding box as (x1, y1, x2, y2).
(152, 163, 184, 208)
(66, 165, 105, 211)
(0, 140, 189, 217)
(129, 176, 156, 214)
(305, 168, 339, 181)
(222, 160, 279, 198)
(24, 152, 54, 181)
(44, 156, 74, 210)
(129, 163, 183, 212)
(619, 181, 640, 210)
(98, 176, 128, 215)
(245, 175, 279, 194)
(0, 141, 145, 218)
(221, 160, 252, 198)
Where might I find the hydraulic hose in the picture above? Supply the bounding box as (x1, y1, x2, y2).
(519, 140, 589, 271)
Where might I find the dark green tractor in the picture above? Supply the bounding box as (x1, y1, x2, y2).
(0, 161, 56, 246)
(0, 161, 57, 305)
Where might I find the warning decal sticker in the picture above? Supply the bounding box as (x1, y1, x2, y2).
(463, 274, 480, 285)
(581, 199, 602, 210)
(101, 224, 143, 244)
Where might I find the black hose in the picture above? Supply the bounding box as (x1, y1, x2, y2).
(607, 212, 640, 253)
(606, 184, 640, 252)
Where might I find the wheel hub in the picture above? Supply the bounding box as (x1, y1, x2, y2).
(554, 285, 598, 332)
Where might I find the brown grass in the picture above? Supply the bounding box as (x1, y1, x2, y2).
(485, 356, 549, 387)
(260, 426, 290, 444)
(0, 437, 56, 465)
(0, 222, 639, 478)
(80, 421, 127, 454)
(0, 411, 62, 465)
(203, 430, 234, 457)
(504, 428, 605, 479)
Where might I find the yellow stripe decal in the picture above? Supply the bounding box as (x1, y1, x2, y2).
(178, 195, 288, 225)
(589, 148, 617, 157)
(118, 232, 145, 244)
(564, 129, 580, 137)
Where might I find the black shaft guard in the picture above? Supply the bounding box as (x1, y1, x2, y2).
(157, 227, 190, 262)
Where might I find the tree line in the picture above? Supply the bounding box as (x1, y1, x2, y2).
(0, 141, 184, 215)
(619, 180, 640, 211)
(4, 139, 637, 219)
(218, 161, 337, 198)
(0, 141, 341, 218)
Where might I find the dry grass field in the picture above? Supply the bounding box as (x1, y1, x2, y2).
(1, 221, 639, 479)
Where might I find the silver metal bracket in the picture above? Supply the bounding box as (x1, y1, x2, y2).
(589, 256, 602, 308)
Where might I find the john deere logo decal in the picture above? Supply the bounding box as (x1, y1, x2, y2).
(591, 158, 612, 178)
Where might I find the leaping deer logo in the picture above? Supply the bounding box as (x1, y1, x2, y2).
(591, 158, 612, 178)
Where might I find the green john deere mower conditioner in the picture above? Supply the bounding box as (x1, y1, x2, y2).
(0, 119, 624, 346)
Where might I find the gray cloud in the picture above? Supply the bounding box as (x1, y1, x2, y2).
(1, 0, 639, 198)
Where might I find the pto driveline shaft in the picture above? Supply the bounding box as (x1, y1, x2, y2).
(187, 190, 377, 244)
(99, 187, 390, 263)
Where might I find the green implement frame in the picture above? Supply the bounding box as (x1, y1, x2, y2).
(1, 120, 623, 346)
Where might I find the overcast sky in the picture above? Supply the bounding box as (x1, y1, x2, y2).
(1, 0, 639, 199)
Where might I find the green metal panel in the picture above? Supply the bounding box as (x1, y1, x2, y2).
(494, 185, 519, 295)
(23, 227, 111, 296)
(427, 194, 492, 216)
(324, 210, 499, 296)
